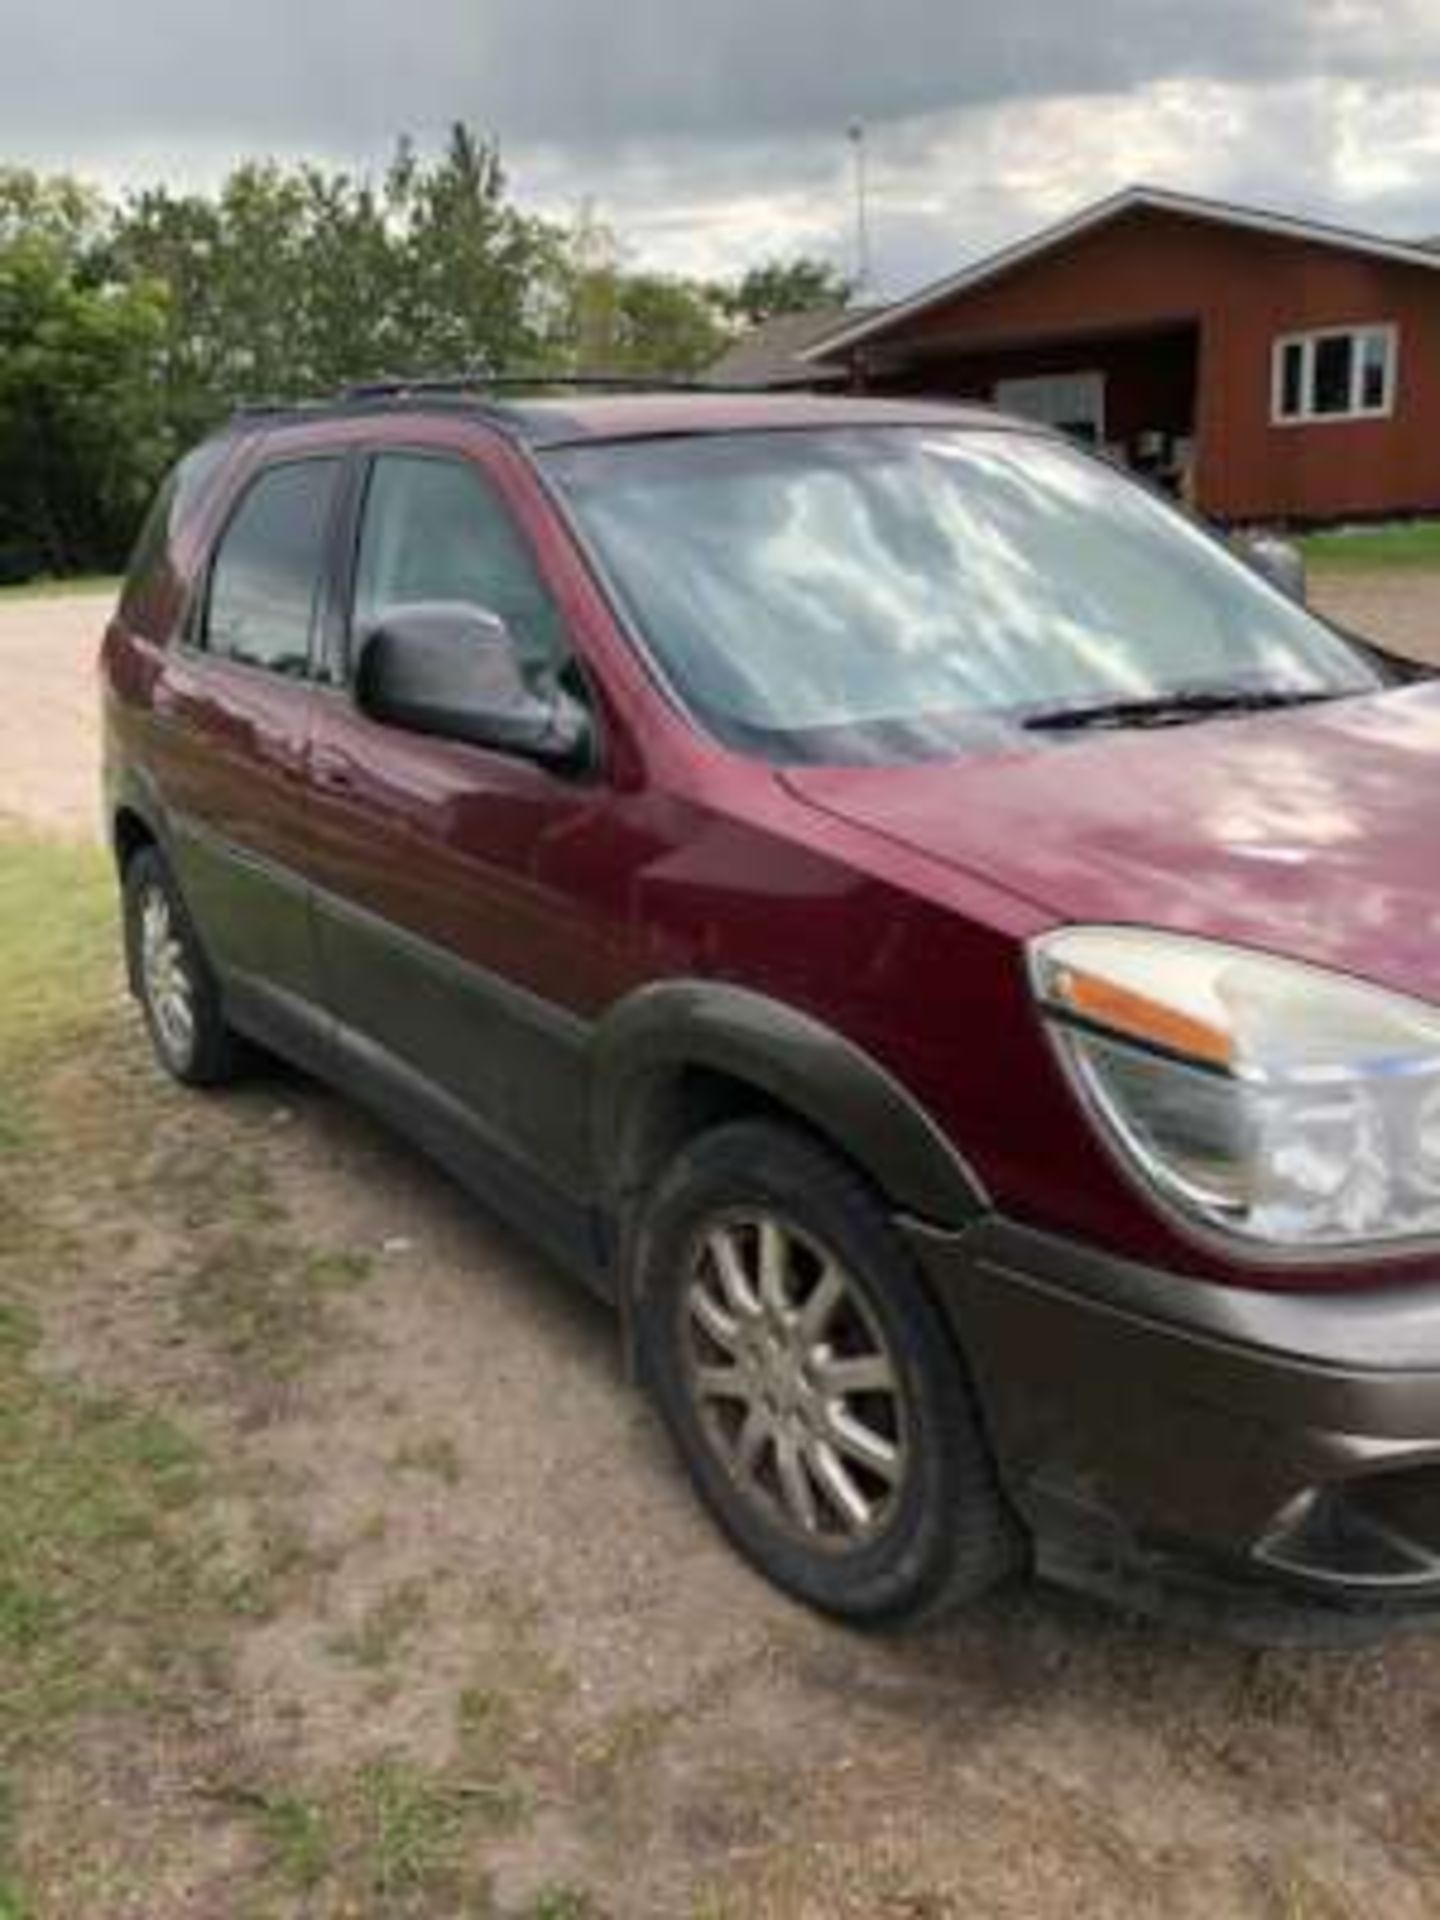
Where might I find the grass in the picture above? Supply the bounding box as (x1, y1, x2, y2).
(528, 1889, 599, 1919)
(0, 836, 115, 1082)
(328, 1577, 431, 1671)
(0, 833, 601, 1916)
(1299, 519, 1440, 570)
(388, 1430, 464, 1487)
(233, 1751, 520, 1914)
(0, 574, 119, 602)
(179, 1237, 373, 1382)
(254, 1789, 331, 1890)
(0, 1294, 228, 1914)
(0, 842, 365, 1907)
(354, 1755, 472, 1906)
(0, 833, 233, 1898)
(0, 1300, 210, 1719)
(231, 1754, 503, 1914)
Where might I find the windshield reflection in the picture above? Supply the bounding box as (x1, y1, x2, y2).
(544, 428, 1380, 765)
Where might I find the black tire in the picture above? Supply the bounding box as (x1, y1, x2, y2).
(634, 1119, 1022, 1626)
(123, 846, 245, 1087)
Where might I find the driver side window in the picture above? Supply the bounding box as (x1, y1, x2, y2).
(351, 453, 567, 681)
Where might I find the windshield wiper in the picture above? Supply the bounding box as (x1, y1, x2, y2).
(1021, 685, 1342, 734)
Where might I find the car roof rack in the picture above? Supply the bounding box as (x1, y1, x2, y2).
(229, 371, 755, 421)
(341, 371, 744, 399)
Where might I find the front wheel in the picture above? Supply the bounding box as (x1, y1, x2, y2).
(635, 1120, 1021, 1625)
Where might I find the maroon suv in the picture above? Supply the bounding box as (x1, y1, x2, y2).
(103, 387, 1440, 1635)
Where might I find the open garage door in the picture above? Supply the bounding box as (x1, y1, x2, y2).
(993, 370, 1106, 444)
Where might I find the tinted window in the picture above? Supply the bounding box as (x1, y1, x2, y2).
(205, 459, 339, 674)
(120, 436, 235, 641)
(352, 454, 565, 676)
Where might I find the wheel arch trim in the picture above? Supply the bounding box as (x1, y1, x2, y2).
(108, 765, 172, 869)
(590, 981, 989, 1232)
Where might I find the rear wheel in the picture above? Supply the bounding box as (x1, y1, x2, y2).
(123, 846, 244, 1087)
(635, 1119, 1021, 1625)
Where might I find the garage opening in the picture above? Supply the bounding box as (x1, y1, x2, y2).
(874, 320, 1202, 500)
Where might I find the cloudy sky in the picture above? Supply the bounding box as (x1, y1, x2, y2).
(7, 0, 1440, 294)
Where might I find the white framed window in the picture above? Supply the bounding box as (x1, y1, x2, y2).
(1271, 324, 1397, 425)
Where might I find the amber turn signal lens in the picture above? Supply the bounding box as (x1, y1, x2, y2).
(1052, 965, 1235, 1070)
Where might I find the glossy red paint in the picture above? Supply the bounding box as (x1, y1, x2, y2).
(102, 397, 1440, 1299)
(784, 685, 1440, 998)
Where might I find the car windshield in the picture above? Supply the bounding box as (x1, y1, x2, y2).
(542, 426, 1383, 765)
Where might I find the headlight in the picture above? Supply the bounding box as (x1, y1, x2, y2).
(1029, 927, 1440, 1250)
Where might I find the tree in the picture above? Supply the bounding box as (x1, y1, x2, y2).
(383, 125, 571, 377)
(725, 257, 854, 327)
(0, 173, 169, 579)
(566, 200, 623, 373)
(5, 134, 830, 583)
(608, 273, 732, 375)
(108, 125, 574, 421)
(561, 204, 732, 377)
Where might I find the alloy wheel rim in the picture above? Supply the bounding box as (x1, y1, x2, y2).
(139, 886, 195, 1065)
(681, 1211, 909, 1550)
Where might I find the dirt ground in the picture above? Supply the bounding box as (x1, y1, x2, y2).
(0, 590, 107, 838)
(6, 576, 1440, 1918)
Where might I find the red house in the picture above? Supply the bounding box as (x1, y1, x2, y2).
(806, 186, 1440, 526)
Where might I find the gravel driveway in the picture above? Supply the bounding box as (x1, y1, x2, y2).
(6, 577, 1440, 1917)
(0, 589, 106, 836)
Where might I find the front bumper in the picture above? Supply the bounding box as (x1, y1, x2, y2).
(904, 1216, 1440, 1641)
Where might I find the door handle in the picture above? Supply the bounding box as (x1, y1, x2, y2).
(313, 755, 356, 796)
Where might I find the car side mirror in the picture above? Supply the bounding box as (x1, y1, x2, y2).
(355, 602, 592, 772)
(1235, 533, 1307, 604)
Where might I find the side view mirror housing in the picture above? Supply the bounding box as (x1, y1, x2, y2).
(355, 602, 593, 772)
(1235, 532, 1307, 604)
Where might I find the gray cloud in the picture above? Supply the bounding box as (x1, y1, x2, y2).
(6, 0, 1440, 285)
(9, 0, 1439, 150)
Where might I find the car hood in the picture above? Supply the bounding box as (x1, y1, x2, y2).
(782, 683, 1440, 1003)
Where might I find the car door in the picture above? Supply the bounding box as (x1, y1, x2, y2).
(305, 439, 628, 1213)
(147, 452, 342, 1042)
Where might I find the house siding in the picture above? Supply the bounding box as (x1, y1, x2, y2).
(853, 207, 1440, 523)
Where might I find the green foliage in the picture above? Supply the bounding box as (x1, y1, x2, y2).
(354, 1755, 469, 1906)
(563, 203, 732, 376)
(0, 171, 171, 581)
(255, 1790, 331, 1891)
(724, 255, 853, 326)
(0, 836, 114, 1087)
(110, 124, 573, 425)
(606, 272, 732, 375)
(0, 127, 838, 584)
(0, 574, 118, 600)
(0, 127, 578, 582)
(0, 1284, 215, 1755)
(528, 1887, 599, 1919)
(1299, 520, 1440, 570)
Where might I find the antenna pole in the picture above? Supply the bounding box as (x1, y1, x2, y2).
(847, 121, 872, 298)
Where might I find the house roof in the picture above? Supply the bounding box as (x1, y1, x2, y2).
(706, 306, 874, 387)
(803, 185, 1440, 361)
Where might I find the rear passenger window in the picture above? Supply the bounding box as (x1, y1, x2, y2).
(120, 437, 235, 643)
(351, 454, 566, 678)
(204, 459, 339, 675)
